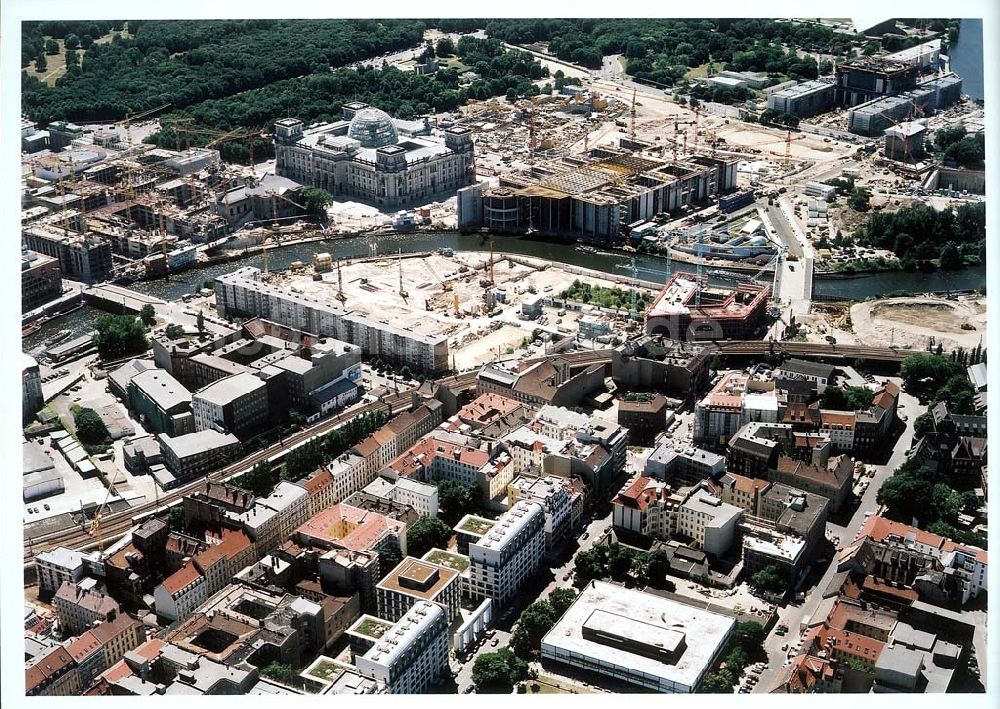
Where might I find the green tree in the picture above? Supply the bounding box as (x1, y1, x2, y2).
(233, 460, 278, 496)
(64, 33, 81, 49)
(140, 304, 156, 326)
(406, 516, 453, 558)
(848, 186, 871, 212)
(472, 649, 528, 692)
(81, 34, 95, 49)
(510, 600, 556, 658)
(300, 187, 334, 218)
(750, 565, 788, 593)
(35, 53, 47, 72)
(698, 670, 735, 693)
(93, 314, 148, 360)
(284, 440, 324, 480)
(820, 385, 875, 410)
(939, 242, 963, 270)
(548, 587, 577, 617)
(73, 407, 110, 446)
(935, 124, 967, 151)
(197, 309, 205, 335)
(573, 548, 606, 582)
(437, 480, 481, 525)
(166, 506, 186, 532)
(261, 662, 299, 686)
(45, 38, 59, 55)
(378, 546, 403, 576)
(436, 37, 456, 57)
(164, 323, 186, 339)
(732, 621, 766, 650)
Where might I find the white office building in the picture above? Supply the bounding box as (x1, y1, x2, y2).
(541, 581, 735, 693)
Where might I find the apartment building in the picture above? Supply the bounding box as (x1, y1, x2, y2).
(21, 248, 63, 312)
(354, 600, 449, 694)
(215, 267, 449, 374)
(676, 488, 742, 556)
(506, 475, 574, 551)
(157, 430, 242, 484)
(376, 557, 462, 624)
(53, 579, 121, 635)
(192, 371, 270, 437)
(468, 500, 545, 609)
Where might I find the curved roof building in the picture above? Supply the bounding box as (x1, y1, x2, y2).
(348, 108, 400, 148)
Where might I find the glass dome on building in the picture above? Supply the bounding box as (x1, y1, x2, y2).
(348, 107, 399, 148)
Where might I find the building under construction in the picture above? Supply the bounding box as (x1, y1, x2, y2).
(461, 144, 739, 245)
(644, 271, 770, 342)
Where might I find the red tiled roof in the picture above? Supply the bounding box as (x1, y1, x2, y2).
(942, 540, 988, 565)
(26, 646, 75, 693)
(88, 613, 139, 645)
(66, 630, 102, 662)
(99, 659, 133, 685)
(457, 393, 521, 425)
(613, 476, 669, 511)
(820, 410, 856, 429)
(216, 528, 253, 560)
(810, 624, 885, 663)
(299, 468, 333, 494)
(161, 560, 203, 596)
(387, 436, 490, 478)
(858, 515, 947, 551)
(296, 503, 406, 552)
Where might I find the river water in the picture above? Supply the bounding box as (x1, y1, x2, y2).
(949, 18, 984, 100)
(23, 231, 986, 350)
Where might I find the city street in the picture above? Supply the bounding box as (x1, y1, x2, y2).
(754, 384, 921, 692)
(452, 508, 613, 693)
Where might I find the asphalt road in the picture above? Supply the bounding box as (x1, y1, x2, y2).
(754, 384, 921, 692)
(453, 508, 613, 693)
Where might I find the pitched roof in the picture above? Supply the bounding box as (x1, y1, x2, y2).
(809, 623, 885, 663)
(819, 410, 856, 429)
(26, 646, 75, 693)
(612, 476, 670, 511)
(66, 630, 103, 662)
(161, 560, 204, 596)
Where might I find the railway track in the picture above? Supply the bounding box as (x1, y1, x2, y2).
(23, 352, 615, 567)
(26, 343, 895, 567)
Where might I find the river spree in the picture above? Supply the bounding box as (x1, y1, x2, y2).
(23, 232, 985, 350)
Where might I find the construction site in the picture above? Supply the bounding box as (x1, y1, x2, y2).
(217, 246, 661, 372)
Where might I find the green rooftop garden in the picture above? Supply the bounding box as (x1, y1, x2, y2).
(355, 617, 392, 639)
(425, 549, 470, 572)
(305, 659, 341, 682)
(458, 516, 495, 535)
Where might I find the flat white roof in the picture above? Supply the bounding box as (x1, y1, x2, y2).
(542, 581, 734, 691)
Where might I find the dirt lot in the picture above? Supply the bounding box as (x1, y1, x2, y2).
(851, 296, 987, 351)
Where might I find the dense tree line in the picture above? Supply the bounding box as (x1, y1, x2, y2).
(855, 202, 985, 270)
(574, 542, 679, 590)
(485, 18, 854, 89)
(698, 621, 766, 693)
(900, 352, 979, 414)
(282, 409, 390, 481)
(93, 314, 149, 360)
(144, 38, 547, 163)
(877, 456, 985, 548)
(22, 20, 426, 124)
